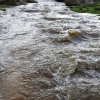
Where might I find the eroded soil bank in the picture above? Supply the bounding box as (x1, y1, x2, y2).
(0, 0, 100, 100)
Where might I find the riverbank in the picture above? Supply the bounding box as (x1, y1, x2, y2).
(68, 1, 100, 14)
(0, 4, 7, 11)
(1, 1, 100, 15)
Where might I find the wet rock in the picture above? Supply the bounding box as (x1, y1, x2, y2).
(68, 30, 89, 42)
(68, 30, 79, 36)
(57, 36, 70, 42)
(56, 30, 88, 43)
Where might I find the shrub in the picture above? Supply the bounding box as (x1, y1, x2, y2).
(0, 4, 7, 11)
(68, 1, 100, 14)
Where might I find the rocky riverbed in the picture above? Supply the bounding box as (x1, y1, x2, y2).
(0, 0, 100, 100)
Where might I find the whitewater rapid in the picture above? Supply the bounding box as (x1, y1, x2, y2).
(0, 0, 100, 100)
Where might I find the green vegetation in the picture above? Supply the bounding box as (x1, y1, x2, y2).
(0, 5, 7, 11)
(68, 2, 100, 14)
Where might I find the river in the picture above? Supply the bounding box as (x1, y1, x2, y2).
(0, 0, 100, 100)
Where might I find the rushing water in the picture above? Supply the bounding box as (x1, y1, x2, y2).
(0, 0, 100, 100)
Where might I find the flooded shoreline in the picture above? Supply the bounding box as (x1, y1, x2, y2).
(0, 0, 100, 100)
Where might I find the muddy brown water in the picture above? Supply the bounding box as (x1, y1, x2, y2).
(0, 0, 100, 100)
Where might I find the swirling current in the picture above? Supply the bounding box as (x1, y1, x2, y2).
(0, 0, 100, 100)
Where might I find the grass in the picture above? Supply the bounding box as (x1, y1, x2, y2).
(68, 2, 100, 14)
(0, 5, 7, 11)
